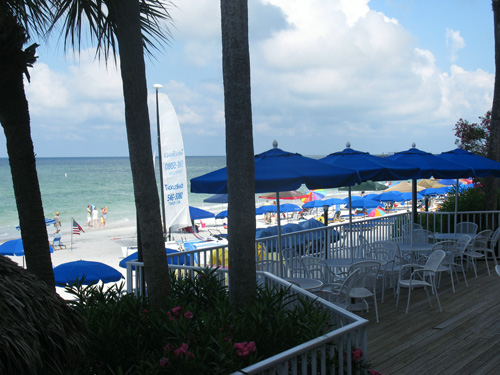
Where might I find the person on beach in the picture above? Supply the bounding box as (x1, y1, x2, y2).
(52, 229, 64, 250)
(54, 211, 61, 230)
(87, 205, 92, 228)
(102, 206, 108, 228)
(100, 208, 104, 228)
(92, 206, 98, 228)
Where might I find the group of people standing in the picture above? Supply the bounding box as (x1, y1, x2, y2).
(87, 205, 108, 228)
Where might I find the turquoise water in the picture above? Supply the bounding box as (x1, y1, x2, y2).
(0, 156, 226, 240)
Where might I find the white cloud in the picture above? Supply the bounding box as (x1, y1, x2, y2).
(446, 28, 465, 63)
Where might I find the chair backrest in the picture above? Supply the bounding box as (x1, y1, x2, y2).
(403, 229, 432, 244)
(472, 230, 493, 250)
(402, 223, 423, 234)
(431, 240, 457, 263)
(331, 268, 360, 308)
(424, 250, 446, 272)
(356, 234, 370, 258)
(348, 260, 381, 291)
(489, 226, 500, 249)
(455, 235, 472, 255)
(456, 222, 478, 234)
(368, 241, 398, 262)
(300, 256, 328, 281)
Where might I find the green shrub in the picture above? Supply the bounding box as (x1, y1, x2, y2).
(61, 268, 349, 375)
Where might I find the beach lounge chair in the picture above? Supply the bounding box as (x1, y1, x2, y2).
(52, 236, 66, 249)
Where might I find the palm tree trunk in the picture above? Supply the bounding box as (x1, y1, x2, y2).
(0, 11, 55, 288)
(486, 0, 500, 210)
(221, 0, 257, 307)
(110, 0, 170, 307)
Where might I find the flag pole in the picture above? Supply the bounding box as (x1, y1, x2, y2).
(71, 217, 74, 251)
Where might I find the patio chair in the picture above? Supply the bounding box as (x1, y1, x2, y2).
(368, 241, 399, 302)
(451, 235, 472, 288)
(300, 255, 339, 283)
(319, 268, 360, 311)
(347, 260, 382, 322)
(456, 222, 478, 235)
(402, 223, 423, 235)
(396, 249, 446, 313)
(496, 265, 500, 277)
(432, 240, 459, 292)
(280, 248, 306, 277)
(484, 226, 500, 269)
(466, 229, 493, 276)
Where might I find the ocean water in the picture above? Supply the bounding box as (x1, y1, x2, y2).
(0, 156, 227, 241)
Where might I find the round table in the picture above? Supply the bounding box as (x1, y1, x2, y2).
(285, 277, 323, 290)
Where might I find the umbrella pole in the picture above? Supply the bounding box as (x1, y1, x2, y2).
(454, 178, 459, 231)
(349, 187, 353, 260)
(276, 192, 282, 255)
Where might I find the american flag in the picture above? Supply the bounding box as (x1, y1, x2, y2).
(72, 219, 85, 235)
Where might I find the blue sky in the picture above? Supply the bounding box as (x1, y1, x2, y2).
(0, 0, 494, 158)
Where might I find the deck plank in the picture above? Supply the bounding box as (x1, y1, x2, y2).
(359, 260, 500, 375)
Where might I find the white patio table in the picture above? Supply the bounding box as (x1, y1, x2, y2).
(285, 277, 323, 291)
(434, 233, 477, 241)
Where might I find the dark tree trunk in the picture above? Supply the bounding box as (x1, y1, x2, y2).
(486, 0, 500, 210)
(0, 10, 55, 288)
(221, 0, 257, 307)
(110, 0, 170, 307)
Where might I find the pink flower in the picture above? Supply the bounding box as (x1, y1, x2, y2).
(234, 341, 256, 357)
(168, 306, 184, 320)
(164, 344, 174, 353)
(173, 343, 195, 359)
(369, 370, 382, 375)
(352, 348, 364, 362)
(141, 309, 148, 316)
(184, 311, 193, 319)
(159, 357, 168, 367)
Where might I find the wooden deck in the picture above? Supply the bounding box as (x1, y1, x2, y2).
(360, 261, 500, 375)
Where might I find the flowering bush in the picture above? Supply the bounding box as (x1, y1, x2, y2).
(63, 268, 379, 374)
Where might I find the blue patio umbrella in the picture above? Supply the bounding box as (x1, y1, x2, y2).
(189, 206, 215, 220)
(119, 248, 189, 269)
(0, 238, 54, 256)
(363, 193, 379, 200)
(53, 260, 124, 286)
(438, 179, 459, 186)
(437, 148, 500, 178)
(323, 198, 345, 206)
(191, 141, 361, 254)
(436, 186, 452, 194)
(386, 144, 475, 224)
(302, 199, 328, 209)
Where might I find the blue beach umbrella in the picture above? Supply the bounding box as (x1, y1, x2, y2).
(323, 198, 345, 206)
(376, 191, 403, 202)
(255, 205, 277, 215)
(400, 192, 423, 201)
(302, 199, 328, 209)
(16, 218, 57, 231)
(215, 210, 228, 219)
(346, 198, 380, 209)
(53, 260, 124, 286)
(420, 188, 440, 196)
(0, 239, 54, 256)
(189, 206, 215, 220)
(203, 194, 229, 203)
(279, 203, 302, 213)
(119, 248, 189, 269)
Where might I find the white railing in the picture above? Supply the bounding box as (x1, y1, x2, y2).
(418, 210, 500, 233)
(125, 263, 368, 375)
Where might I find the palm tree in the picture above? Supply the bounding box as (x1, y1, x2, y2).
(52, 0, 174, 307)
(486, 0, 500, 211)
(0, 1, 56, 288)
(221, 0, 257, 307)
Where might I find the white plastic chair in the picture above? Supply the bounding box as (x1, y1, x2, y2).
(456, 222, 478, 235)
(396, 249, 446, 313)
(280, 248, 305, 277)
(466, 230, 493, 276)
(300, 256, 338, 283)
(348, 260, 382, 322)
(432, 240, 458, 292)
(367, 241, 399, 302)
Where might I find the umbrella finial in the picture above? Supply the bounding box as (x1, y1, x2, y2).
(272, 140, 278, 148)
(411, 142, 416, 148)
(346, 141, 351, 148)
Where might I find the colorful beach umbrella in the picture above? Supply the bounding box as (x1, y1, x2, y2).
(368, 207, 386, 217)
(53, 260, 124, 286)
(258, 191, 307, 200)
(301, 189, 326, 203)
